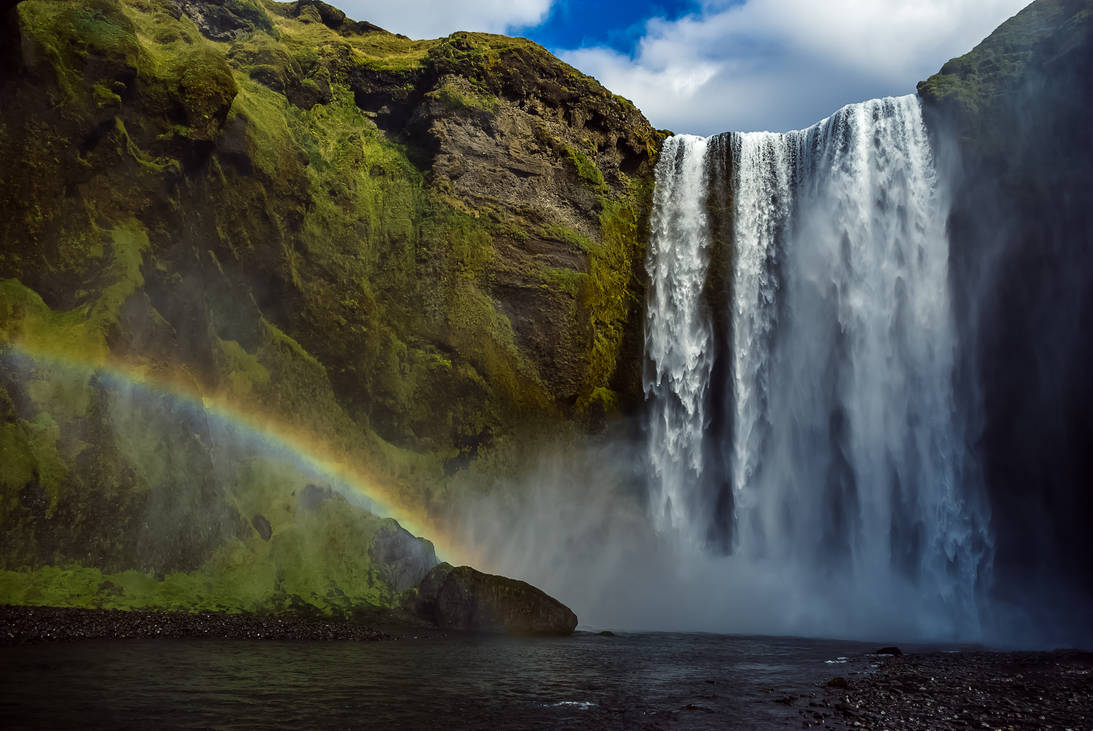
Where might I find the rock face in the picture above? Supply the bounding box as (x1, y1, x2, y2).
(918, 0, 1093, 639)
(0, 0, 659, 613)
(368, 521, 438, 593)
(406, 563, 578, 636)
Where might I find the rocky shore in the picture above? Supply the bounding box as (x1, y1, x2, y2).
(0, 605, 427, 644)
(801, 649, 1093, 729)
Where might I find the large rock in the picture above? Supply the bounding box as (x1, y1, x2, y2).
(405, 563, 578, 636)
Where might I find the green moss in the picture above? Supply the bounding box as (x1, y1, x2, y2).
(574, 179, 651, 411)
(917, 0, 1093, 161)
(17, 0, 144, 113)
(542, 267, 586, 296)
(0, 0, 659, 616)
(175, 47, 238, 139)
(428, 79, 499, 114)
(565, 145, 606, 191)
(543, 223, 601, 255)
(0, 279, 107, 361)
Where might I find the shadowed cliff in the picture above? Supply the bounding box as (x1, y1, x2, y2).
(919, 0, 1093, 641)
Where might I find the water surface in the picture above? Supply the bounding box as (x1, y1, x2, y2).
(0, 632, 886, 728)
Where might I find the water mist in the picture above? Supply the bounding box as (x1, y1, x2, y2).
(455, 96, 996, 643)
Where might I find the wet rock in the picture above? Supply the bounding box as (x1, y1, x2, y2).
(405, 563, 578, 636)
(368, 520, 437, 592)
(251, 513, 272, 541)
(598, 630, 616, 637)
(827, 677, 849, 689)
(876, 646, 903, 657)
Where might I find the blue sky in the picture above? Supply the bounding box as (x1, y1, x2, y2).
(511, 1, 698, 55)
(337, 0, 1031, 134)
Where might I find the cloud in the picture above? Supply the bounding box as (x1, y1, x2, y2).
(560, 0, 1032, 134)
(332, 0, 555, 39)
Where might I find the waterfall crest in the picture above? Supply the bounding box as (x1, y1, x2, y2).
(644, 96, 991, 637)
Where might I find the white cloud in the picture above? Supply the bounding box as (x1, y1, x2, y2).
(334, 0, 554, 39)
(561, 0, 1032, 135)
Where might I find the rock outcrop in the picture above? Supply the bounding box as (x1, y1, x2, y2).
(405, 563, 578, 636)
(918, 0, 1093, 637)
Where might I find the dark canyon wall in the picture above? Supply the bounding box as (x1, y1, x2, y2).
(919, 0, 1093, 636)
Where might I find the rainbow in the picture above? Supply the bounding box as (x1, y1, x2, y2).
(2, 339, 478, 567)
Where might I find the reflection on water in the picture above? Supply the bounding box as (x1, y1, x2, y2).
(0, 633, 885, 728)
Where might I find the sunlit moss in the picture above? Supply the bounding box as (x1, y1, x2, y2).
(0, 0, 659, 615)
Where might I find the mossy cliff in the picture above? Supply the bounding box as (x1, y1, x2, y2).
(918, 0, 1093, 622)
(0, 0, 661, 613)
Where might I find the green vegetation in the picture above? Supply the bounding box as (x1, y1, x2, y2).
(0, 0, 659, 613)
(917, 0, 1093, 165)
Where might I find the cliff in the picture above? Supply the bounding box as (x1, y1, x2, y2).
(918, 0, 1093, 630)
(0, 0, 660, 613)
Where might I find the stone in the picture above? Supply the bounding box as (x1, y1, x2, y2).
(405, 563, 578, 636)
(876, 646, 903, 657)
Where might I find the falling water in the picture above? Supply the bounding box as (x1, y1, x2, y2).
(644, 135, 714, 533)
(644, 96, 992, 636)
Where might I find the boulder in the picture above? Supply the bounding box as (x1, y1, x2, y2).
(405, 563, 578, 636)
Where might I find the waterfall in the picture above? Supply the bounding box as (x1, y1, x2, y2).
(644, 135, 714, 533)
(644, 96, 992, 637)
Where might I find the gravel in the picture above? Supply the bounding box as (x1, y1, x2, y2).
(0, 605, 395, 644)
(800, 649, 1093, 729)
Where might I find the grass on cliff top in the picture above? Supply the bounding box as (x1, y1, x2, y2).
(918, 0, 1092, 112)
(265, 10, 435, 72)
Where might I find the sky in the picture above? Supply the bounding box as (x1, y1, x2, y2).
(336, 0, 1032, 134)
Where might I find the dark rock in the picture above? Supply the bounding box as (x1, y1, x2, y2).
(177, 0, 273, 42)
(285, 75, 332, 110)
(298, 484, 333, 511)
(598, 630, 616, 637)
(827, 677, 849, 689)
(368, 520, 438, 592)
(251, 513, 272, 541)
(876, 646, 903, 657)
(342, 20, 387, 35)
(405, 563, 578, 636)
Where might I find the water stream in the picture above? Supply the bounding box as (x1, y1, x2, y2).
(644, 95, 991, 637)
